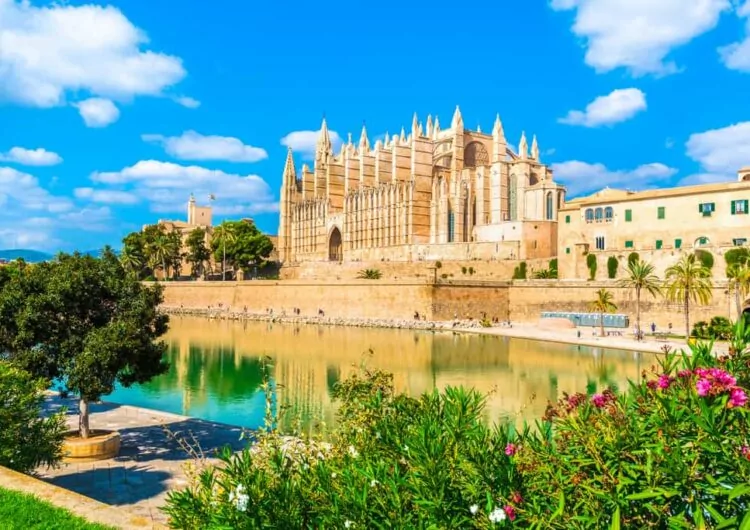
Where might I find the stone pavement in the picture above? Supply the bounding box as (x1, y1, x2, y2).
(37, 396, 249, 528)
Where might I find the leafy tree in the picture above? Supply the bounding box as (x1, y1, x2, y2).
(144, 226, 182, 280)
(627, 252, 640, 266)
(665, 253, 713, 340)
(727, 262, 750, 318)
(512, 261, 527, 280)
(0, 362, 67, 473)
(185, 228, 211, 279)
(210, 220, 273, 279)
(0, 249, 169, 438)
(694, 249, 714, 270)
(119, 234, 147, 279)
(606, 256, 618, 279)
(586, 254, 597, 280)
(618, 258, 661, 340)
(725, 247, 750, 270)
(589, 288, 617, 337)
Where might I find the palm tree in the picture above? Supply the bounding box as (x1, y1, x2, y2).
(727, 262, 750, 319)
(664, 253, 713, 340)
(213, 221, 237, 281)
(618, 258, 661, 340)
(119, 246, 144, 279)
(148, 233, 171, 280)
(589, 288, 617, 337)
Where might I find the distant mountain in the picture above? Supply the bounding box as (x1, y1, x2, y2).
(0, 249, 54, 262)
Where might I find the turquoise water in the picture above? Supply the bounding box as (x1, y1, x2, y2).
(107, 317, 647, 430)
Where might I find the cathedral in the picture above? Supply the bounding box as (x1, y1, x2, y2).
(278, 107, 566, 265)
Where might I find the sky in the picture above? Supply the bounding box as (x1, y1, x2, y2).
(1, 0, 750, 252)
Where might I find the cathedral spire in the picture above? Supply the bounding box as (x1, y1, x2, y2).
(426, 115, 433, 137)
(384, 131, 390, 146)
(411, 112, 419, 137)
(531, 135, 540, 161)
(433, 116, 441, 139)
(317, 117, 332, 153)
(451, 105, 463, 128)
(400, 127, 406, 144)
(492, 114, 505, 139)
(519, 131, 528, 159)
(283, 147, 296, 182)
(359, 123, 370, 152)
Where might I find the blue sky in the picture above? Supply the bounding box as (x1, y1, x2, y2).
(1, 0, 750, 252)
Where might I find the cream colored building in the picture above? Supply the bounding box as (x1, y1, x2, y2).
(278, 107, 566, 265)
(558, 168, 750, 280)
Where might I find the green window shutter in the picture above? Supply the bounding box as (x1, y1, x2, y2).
(745, 200, 749, 213)
(625, 240, 633, 249)
(565, 247, 570, 254)
(625, 209, 632, 222)
(656, 240, 663, 250)
(732, 200, 736, 215)
(657, 206, 665, 219)
(699, 203, 703, 213)
(675, 238, 682, 249)
(565, 215, 570, 223)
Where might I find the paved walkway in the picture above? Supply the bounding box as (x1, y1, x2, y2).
(37, 396, 248, 528)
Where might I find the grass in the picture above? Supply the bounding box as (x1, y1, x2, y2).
(0, 487, 115, 530)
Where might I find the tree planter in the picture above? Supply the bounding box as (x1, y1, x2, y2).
(62, 430, 121, 462)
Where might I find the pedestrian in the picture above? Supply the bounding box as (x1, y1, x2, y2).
(651, 322, 656, 333)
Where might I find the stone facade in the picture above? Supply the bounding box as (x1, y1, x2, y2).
(558, 168, 750, 280)
(277, 107, 565, 265)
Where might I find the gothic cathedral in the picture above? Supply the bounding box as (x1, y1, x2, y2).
(278, 107, 565, 265)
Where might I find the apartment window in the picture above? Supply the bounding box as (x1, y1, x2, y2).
(585, 209, 594, 223)
(624, 240, 633, 249)
(604, 206, 613, 222)
(594, 208, 603, 223)
(731, 200, 749, 215)
(657, 206, 665, 219)
(565, 247, 571, 254)
(656, 240, 663, 250)
(624, 209, 632, 222)
(565, 214, 571, 224)
(734, 238, 748, 246)
(675, 238, 682, 249)
(595, 236, 605, 250)
(699, 202, 715, 216)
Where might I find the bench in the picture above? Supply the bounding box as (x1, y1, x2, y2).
(654, 332, 670, 342)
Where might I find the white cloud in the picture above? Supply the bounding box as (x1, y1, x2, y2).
(74, 187, 139, 205)
(685, 121, 750, 177)
(0, 166, 73, 213)
(0, 0, 185, 108)
(281, 129, 343, 159)
(89, 160, 277, 216)
(677, 172, 734, 186)
(74, 98, 120, 128)
(551, 160, 677, 196)
(719, 1, 750, 72)
(58, 206, 113, 232)
(143, 131, 267, 162)
(174, 96, 201, 109)
(559, 88, 646, 127)
(550, 0, 731, 76)
(0, 146, 62, 166)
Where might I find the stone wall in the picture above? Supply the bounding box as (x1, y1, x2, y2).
(160, 278, 736, 332)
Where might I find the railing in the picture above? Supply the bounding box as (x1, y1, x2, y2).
(541, 311, 630, 329)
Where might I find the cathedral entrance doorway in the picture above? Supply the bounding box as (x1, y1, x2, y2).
(329, 227, 343, 262)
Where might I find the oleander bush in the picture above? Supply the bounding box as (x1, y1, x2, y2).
(165, 323, 750, 529)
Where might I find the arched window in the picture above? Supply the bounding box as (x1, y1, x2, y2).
(546, 192, 554, 220)
(557, 191, 563, 210)
(594, 208, 603, 222)
(604, 206, 613, 222)
(585, 208, 594, 223)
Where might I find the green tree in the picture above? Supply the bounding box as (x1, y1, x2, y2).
(589, 288, 617, 337)
(211, 220, 273, 280)
(185, 228, 211, 279)
(727, 262, 750, 318)
(119, 233, 147, 279)
(665, 253, 713, 340)
(618, 258, 661, 340)
(0, 362, 67, 473)
(142, 225, 182, 280)
(0, 249, 169, 438)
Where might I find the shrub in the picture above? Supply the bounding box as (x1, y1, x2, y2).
(549, 258, 558, 274)
(440, 273, 448, 279)
(532, 269, 555, 279)
(479, 317, 492, 328)
(165, 326, 750, 529)
(0, 362, 67, 473)
(435, 261, 442, 269)
(695, 249, 714, 270)
(725, 247, 750, 272)
(461, 266, 467, 275)
(607, 256, 618, 279)
(628, 252, 640, 266)
(692, 320, 710, 339)
(468, 267, 475, 275)
(512, 262, 527, 280)
(356, 268, 382, 280)
(586, 253, 597, 280)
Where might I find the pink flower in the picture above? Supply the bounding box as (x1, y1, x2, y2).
(696, 378, 711, 397)
(657, 374, 674, 390)
(505, 443, 517, 456)
(678, 369, 692, 378)
(591, 394, 607, 408)
(510, 491, 523, 504)
(741, 446, 750, 460)
(729, 388, 748, 408)
(504, 505, 516, 521)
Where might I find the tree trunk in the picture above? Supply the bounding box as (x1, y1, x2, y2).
(636, 287, 641, 341)
(223, 242, 226, 281)
(162, 259, 167, 281)
(736, 285, 742, 321)
(684, 296, 690, 342)
(79, 399, 90, 439)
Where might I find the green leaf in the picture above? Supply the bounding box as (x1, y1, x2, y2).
(728, 483, 750, 501)
(610, 506, 621, 530)
(626, 490, 667, 500)
(740, 510, 750, 530)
